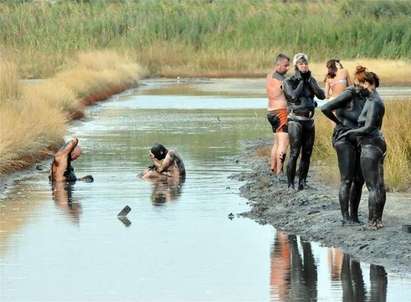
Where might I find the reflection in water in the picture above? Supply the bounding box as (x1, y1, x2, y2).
(148, 177, 185, 206)
(51, 182, 81, 224)
(270, 232, 317, 301)
(270, 232, 388, 302)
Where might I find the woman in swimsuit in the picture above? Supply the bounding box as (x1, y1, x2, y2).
(324, 59, 352, 99)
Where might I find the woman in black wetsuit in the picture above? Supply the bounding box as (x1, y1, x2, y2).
(340, 71, 386, 230)
(321, 66, 368, 224)
(283, 53, 325, 190)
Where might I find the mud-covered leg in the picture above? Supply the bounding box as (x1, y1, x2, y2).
(287, 120, 302, 189)
(298, 120, 315, 190)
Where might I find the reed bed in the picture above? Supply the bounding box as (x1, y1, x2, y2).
(0, 51, 144, 174)
(0, 0, 410, 79)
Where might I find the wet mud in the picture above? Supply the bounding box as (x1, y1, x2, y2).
(233, 139, 411, 275)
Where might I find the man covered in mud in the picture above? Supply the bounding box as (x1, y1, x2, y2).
(49, 137, 92, 183)
(283, 53, 325, 190)
(266, 53, 290, 175)
(142, 143, 185, 180)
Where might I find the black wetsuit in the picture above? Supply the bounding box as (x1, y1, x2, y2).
(346, 90, 386, 227)
(283, 70, 325, 189)
(321, 87, 366, 223)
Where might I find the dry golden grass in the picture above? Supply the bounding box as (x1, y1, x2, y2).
(0, 50, 145, 174)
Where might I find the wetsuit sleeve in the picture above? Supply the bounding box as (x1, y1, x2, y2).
(321, 89, 353, 125)
(307, 77, 325, 100)
(348, 102, 383, 137)
(283, 79, 304, 102)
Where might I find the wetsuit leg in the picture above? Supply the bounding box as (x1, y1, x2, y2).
(334, 141, 356, 222)
(287, 120, 303, 189)
(297, 119, 315, 190)
(360, 144, 386, 228)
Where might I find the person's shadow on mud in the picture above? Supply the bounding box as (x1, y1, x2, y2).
(149, 177, 185, 206)
(51, 182, 81, 224)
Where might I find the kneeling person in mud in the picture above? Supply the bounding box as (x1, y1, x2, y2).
(49, 137, 93, 183)
(142, 143, 185, 180)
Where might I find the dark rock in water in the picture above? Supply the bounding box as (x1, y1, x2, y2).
(81, 175, 94, 183)
(118, 216, 132, 227)
(235, 159, 239, 164)
(118, 205, 131, 217)
(402, 225, 411, 233)
(36, 165, 44, 171)
(228, 213, 235, 220)
(226, 186, 231, 190)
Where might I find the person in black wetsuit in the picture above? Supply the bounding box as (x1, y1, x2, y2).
(282, 53, 325, 190)
(321, 66, 368, 224)
(340, 72, 386, 230)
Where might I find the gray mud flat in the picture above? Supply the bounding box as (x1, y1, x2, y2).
(233, 140, 411, 275)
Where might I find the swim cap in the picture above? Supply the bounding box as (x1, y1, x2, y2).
(293, 53, 309, 66)
(151, 143, 168, 160)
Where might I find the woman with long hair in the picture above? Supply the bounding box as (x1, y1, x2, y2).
(321, 66, 368, 224)
(324, 59, 352, 99)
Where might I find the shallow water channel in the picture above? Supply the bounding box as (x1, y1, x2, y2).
(1, 79, 411, 301)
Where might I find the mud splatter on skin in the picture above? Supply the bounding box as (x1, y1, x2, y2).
(232, 140, 411, 274)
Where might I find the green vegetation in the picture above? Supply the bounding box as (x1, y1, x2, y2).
(1, 0, 410, 77)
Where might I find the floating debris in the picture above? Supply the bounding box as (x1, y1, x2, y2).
(402, 225, 411, 233)
(118, 205, 131, 217)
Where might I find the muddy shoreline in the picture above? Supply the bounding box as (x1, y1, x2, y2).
(233, 140, 411, 275)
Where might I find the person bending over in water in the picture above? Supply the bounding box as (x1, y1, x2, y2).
(266, 53, 290, 175)
(324, 59, 351, 99)
(282, 53, 325, 190)
(340, 71, 386, 230)
(49, 137, 93, 183)
(142, 143, 186, 180)
(321, 66, 368, 224)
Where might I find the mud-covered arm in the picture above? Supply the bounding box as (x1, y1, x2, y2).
(157, 151, 175, 173)
(282, 79, 304, 102)
(60, 137, 79, 156)
(321, 89, 353, 125)
(307, 77, 325, 100)
(345, 102, 382, 137)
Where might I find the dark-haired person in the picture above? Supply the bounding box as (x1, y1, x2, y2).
(324, 59, 351, 99)
(282, 53, 325, 190)
(142, 143, 186, 180)
(340, 71, 386, 230)
(266, 53, 290, 175)
(321, 66, 368, 224)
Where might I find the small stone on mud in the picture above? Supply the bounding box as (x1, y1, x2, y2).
(308, 210, 320, 215)
(359, 244, 368, 250)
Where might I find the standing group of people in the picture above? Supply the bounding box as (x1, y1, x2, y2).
(266, 53, 387, 229)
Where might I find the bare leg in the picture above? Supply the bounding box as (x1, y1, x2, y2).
(275, 132, 289, 175)
(271, 135, 278, 172)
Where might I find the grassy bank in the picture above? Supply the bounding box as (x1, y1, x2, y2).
(314, 100, 411, 192)
(0, 0, 410, 81)
(0, 51, 144, 175)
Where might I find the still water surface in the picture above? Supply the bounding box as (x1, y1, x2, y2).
(1, 79, 410, 301)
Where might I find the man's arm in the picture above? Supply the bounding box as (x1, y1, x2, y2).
(321, 89, 353, 125)
(157, 151, 175, 173)
(60, 137, 79, 156)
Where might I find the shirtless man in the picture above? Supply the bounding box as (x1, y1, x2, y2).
(266, 53, 290, 175)
(142, 143, 186, 180)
